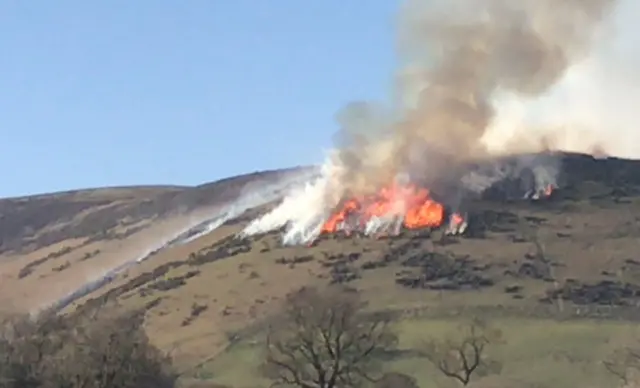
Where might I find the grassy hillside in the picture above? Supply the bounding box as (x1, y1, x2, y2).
(2, 153, 640, 387)
(207, 317, 638, 388)
(0, 167, 306, 312)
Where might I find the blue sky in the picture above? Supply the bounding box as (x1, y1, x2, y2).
(0, 1, 398, 197)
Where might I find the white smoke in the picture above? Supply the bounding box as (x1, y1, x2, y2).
(482, 0, 640, 158)
(458, 152, 559, 199)
(241, 156, 340, 245)
(36, 169, 315, 314)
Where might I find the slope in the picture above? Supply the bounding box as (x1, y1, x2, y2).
(33, 153, 638, 376)
(2, 153, 640, 386)
(0, 166, 308, 312)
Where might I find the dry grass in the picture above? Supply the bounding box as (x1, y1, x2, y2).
(0, 168, 301, 315)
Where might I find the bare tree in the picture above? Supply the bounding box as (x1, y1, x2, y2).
(422, 318, 503, 386)
(261, 287, 397, 388)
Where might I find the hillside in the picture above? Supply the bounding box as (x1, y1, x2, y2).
(2, 152, 640, 387)
(0, 166, 309, 311)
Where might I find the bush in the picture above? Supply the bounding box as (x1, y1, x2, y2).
(0, 309, 177, 388)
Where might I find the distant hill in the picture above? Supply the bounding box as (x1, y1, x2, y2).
(0, 166, 310, 256)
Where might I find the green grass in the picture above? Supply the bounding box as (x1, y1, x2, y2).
(391, 317, 638, 388)
(196, 316, 639, 388)
(197, 340, 268, 387)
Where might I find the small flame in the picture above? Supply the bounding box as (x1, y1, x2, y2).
(527, 184, 556, 200)
(445, 212, 468, 235)
(451, 212, 465, 225)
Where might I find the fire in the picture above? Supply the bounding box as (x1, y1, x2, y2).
(544, 184, 554, 197)
(317, 181, 555, 238)
(529, 184, 555, 200)
(320, 182, 447, 235)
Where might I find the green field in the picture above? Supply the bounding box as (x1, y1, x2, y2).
(194, 315, 639, 388)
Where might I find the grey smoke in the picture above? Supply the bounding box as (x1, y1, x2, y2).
(331, 0, 617, 198)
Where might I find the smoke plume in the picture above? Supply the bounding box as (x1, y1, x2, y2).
(242, 0, 626, 244)
(336, 0, 616, 195)
(481, 0, 640, 158)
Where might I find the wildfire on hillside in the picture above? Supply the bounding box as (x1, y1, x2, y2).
(317, 179, 556, 239)
(319, 181, 463, 238)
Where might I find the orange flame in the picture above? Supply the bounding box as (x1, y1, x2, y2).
(450, 212, 465, 226)
(320, 182, 447, 234)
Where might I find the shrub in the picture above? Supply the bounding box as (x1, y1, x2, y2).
(0, 309, 178, 388)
